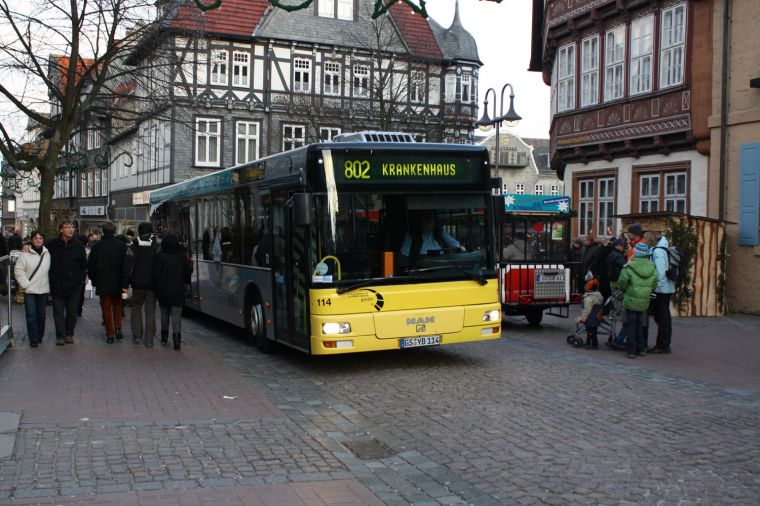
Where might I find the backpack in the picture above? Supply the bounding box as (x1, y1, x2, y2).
(655, 245, 685, 282)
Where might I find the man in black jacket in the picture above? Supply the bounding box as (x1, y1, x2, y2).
(46, 220, 87, 345)
(128, 222, 160, 347)
(88, 221, 129, 343)
(7, 229, 23, 251)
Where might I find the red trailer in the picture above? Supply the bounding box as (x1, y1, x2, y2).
(496, 194, 581, 325)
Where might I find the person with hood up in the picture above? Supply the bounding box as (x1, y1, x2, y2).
(152, 233, 192, 350)
(128, 222, 160, 347)
(647, 231, 676, 354)
(617, 242, 658, 359)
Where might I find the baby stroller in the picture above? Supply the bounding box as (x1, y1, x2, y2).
(567, 289, 624, 348)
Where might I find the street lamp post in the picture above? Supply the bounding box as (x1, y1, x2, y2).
(477, 84, 522, 177)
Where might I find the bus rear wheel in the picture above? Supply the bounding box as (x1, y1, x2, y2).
(526, 308, 544, 326)
(247, 296, 274, 353)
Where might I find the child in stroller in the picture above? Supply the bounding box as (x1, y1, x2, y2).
(568, 288, 625, 349)
(568, 278, 604, 349)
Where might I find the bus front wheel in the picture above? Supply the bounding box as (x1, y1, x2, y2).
(526, 308, 544, 327)
(247, 296, 274, 353)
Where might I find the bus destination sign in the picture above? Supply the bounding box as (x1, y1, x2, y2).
(329, 152, 484, 186)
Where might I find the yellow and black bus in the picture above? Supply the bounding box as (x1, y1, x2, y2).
(150, 133, 501, 354)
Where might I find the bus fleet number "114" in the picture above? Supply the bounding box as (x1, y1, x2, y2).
(344, 160, 371, 179)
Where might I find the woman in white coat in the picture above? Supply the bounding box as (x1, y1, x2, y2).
(14, 231, 51, 347)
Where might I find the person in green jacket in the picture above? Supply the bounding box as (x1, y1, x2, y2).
(617, 241, 658, 358)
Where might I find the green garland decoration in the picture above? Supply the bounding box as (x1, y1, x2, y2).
(666, 217, 698, 313)
(269, 0, 315, 13)
(194, 0, 223, 11)
(193, 0, 429, 19)
(372, 0, 428, 19)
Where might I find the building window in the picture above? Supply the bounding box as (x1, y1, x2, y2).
(353, 64, 369, 98)
(515, 183, 525, 195)
(634, 166, 689, 215)
(294, 58, 311, 93)
(323, 62, 341, 95)
(282, 124, 305, 151)
(551, 185, 559, 196)
(576, 174, 616, 237)
(660, 3, 686, 89)
(557, 43, 575, 112)
(639, 174, 660, 212)
(320, 127, 341, 141)
(318, 0, 334, 17)
(581, 36, 599, 107)
(409, 71, 425, 103)
(630, 15, 654, 95)
(502, 150, 528, 167)
(232, 52, 250, 88)
(87, 128, 102, 150)
(236, 121, 259, 165)
(195, 118, 221, 166)
(604, 26, 625, 101)
(502, 182, 509, 194)
(535, 184, 544, 195)
(337, 0, 353, 20)
(210, 50, 228, 86)
(461, 74, 471, 104)
(597, 177, 615, 237)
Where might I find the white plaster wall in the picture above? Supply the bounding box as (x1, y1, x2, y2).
(564, 149, 709, 222)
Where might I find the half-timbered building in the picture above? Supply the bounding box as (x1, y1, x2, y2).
(529, 0, 712, 240)
(114, 0, 482, 225)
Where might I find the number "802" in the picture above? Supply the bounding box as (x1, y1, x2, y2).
(344, 160, 370, 179)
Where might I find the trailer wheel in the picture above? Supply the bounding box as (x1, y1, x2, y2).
(526, 308, 544, 326)
(246, 292, 274, 353)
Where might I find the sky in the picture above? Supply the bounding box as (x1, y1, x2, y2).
(425, 0, 551, 139)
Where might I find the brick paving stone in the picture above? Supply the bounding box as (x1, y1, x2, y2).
(1, 298, 759, 504)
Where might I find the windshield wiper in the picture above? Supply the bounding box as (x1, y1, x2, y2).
(335, 277, 398, 295)
(404, 265, 487, 286)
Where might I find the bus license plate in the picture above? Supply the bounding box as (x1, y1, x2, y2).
(400, 335, 441, 349)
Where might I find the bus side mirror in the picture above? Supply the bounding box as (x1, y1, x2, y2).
(293, 193, 312, 227)
(492, 196, 505, 224)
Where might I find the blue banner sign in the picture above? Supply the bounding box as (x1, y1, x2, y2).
(503, 194, 571, 213)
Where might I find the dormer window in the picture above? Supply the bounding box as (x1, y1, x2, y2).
(319, 0, 352, 20)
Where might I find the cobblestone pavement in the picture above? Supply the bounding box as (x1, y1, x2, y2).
(0, 299, 758, 505)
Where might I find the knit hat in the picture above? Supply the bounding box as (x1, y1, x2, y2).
(611, 238, 625, 248)
(633, 242, 649, 258)
(627, 223, 644, 237)
(584, 279, 599, 292)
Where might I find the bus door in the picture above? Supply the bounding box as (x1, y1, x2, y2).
(271, 190, 310, 351)
(182, 204, 200, 310)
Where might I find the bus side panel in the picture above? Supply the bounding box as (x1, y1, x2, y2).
(196, 259, 271, 330)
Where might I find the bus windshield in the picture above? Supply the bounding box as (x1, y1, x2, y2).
(313, 192, 494, 284)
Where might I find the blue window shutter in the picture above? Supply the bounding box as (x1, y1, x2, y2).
(739, 143, 760, 246)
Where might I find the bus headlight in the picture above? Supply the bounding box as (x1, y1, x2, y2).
(322, 322, 351, 335)
(483, 310, 501, 322)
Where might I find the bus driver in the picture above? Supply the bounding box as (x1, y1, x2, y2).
(400, 210, 465, 259)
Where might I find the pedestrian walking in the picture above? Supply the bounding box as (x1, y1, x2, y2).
(617, 242, 657, 359)
(591, 237, 613, 299)
(14, 231, 50, 347)
(581, 234, 599, 278)
(647, 230, 675, 354)
(88, 221, 130, 344)
(128, 222, 160, 347)
(46, 220, 87, 345)
(153, 233, 192, 350)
